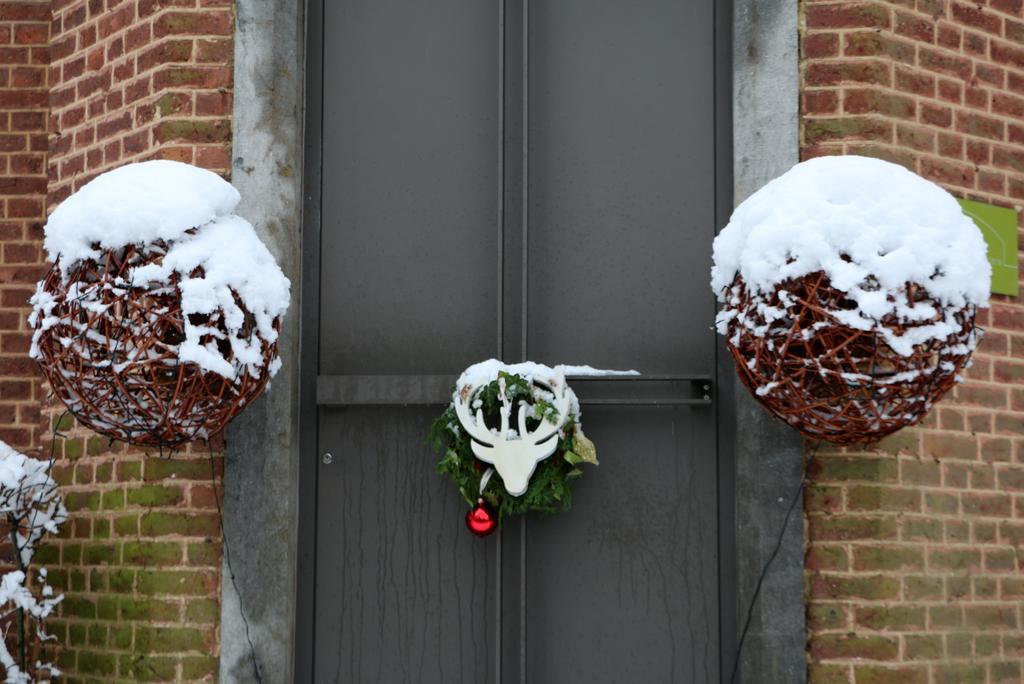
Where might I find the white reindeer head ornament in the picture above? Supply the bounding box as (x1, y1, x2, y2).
(454, 372, 572, 497)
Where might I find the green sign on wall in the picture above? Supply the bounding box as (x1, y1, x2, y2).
(958, 198, 1019, 297)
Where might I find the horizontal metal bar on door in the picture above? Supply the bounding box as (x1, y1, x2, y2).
(315, 374, 713, 407)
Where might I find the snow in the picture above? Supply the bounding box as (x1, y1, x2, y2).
(558, 364, 640, 378)
(0, 442, 64, 684)
(129, 214, 291, 378)
(0, 442, 68, 568)
(32, 161, 290, 382)
(455, 359, 637, 390)
(453, 359, 638, 419)
(454, 360, 581, 420)
(43, 160, 240, 268)
(711, 156, 991, 355)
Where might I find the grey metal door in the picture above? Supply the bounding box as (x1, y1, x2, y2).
(305, 0, 731, 681)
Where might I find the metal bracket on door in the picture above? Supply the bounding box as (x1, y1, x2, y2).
(315, 374, 713, 407)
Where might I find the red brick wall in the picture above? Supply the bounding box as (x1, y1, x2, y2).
(0, 0, 234, 680)
(47, 0, 232, 204)
(0, 1, 49, 454)
(802, 1, 1024, 682)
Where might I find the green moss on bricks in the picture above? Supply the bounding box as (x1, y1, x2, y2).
(144, 457, 214, 481)
(187, 541, 221, 566)
(34, 543, 58, 565)
(52, 413, 73, 431)
(114, 515, 139, 537)
(905, 634, 943, 660)
(46, 569, 68, 591)
(120, 654, 178, 681)
(185, 598, 218, 623)
(933, 664, 985, 683)
(123, 542, 182, 567)
(855, 605, 926, 631)
(163, 13, 202, 32)
(55, 518, 74, 539)
(50, 464, 73, 486)
(62, 596, 97, 619)
(140, 512, 219, 538)
(64, 491, 101, 512)
(77, 650, 117, 676)
(854, 546, 923, 572)
(976, 633, 1000, 657)
(165, 40, 193, 61)
(156, 119, 230, 144)
(164, 67, 202, 85)
(82, 543, 116, 565)
(88, 623, 107, 647)
(94, 518, 111, 539)
(155, 92, 186, 117)
(134, 626, 207, 654)
(97, 595, 118, 620)
(156, 93, 173, 115)
(807, 603, 846, 631)
(74, 462, 92, 484)
(811, 456, 898, 483)
(181, 655, 218, 679)
(87, 437, 106, 457)
(119, 461, 142, 481)
(128, 485, 184, 507)
(108, 569, 136, 593)
(64, 544, 84, 566)
(70, 568, 86, 591)
(56, 647, 76, 670)
(803, 117, 891, 145)
(120, 597, 180, 622)
(63, 438, 85, 459)
(45, 621, 66, 643)
(139, 512, 187, 537)
(111, 626, 133, 650)
(965, 605, 1017, 629)
(875, 429, 919, 455)
(137, 570, 212, 596)
(90, 569, 107, 592)
(101, 489, 125, 510)
(990, 662, 1022, 681)
(95, 461, 114, 482)
(69, 623, 87, 647)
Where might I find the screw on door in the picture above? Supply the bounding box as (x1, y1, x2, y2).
(321, 452, 334, 465)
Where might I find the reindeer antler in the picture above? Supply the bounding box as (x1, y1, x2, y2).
(453, 386, 497, 446)
(523, 378, 571, 448)
(453, 372, 571, 497)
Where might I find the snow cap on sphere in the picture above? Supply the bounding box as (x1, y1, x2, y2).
(710, 155, 991, 310)
(44, 160, 240, 267)
(35, 160, 291, 382)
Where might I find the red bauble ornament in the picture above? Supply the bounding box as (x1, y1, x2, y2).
(465, 499, 497, 537)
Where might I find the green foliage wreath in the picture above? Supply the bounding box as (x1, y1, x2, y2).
(429, 371, 596, 524)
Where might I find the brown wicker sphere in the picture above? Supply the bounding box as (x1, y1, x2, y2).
(720, 270, 979, 445)
(32, 243, 279, 448)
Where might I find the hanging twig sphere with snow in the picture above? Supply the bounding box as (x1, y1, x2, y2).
(29, 161, 291, 447)
(711, 156, 990, 444)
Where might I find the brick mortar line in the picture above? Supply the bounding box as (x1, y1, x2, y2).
(801, 141, 1024, 179)
(802, 119, 1024, 159)
(801, 36, 1024, 80)
(802, 108, 1024, 143)
(803, 82, 1024, 120)
(48, 7, 232, 51)
(53, 113, 233, 144)
(49, 58, 231, 97)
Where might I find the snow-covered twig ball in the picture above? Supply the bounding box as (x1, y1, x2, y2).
(711, 155, 991, 444)
(29, 160, 291, 447)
